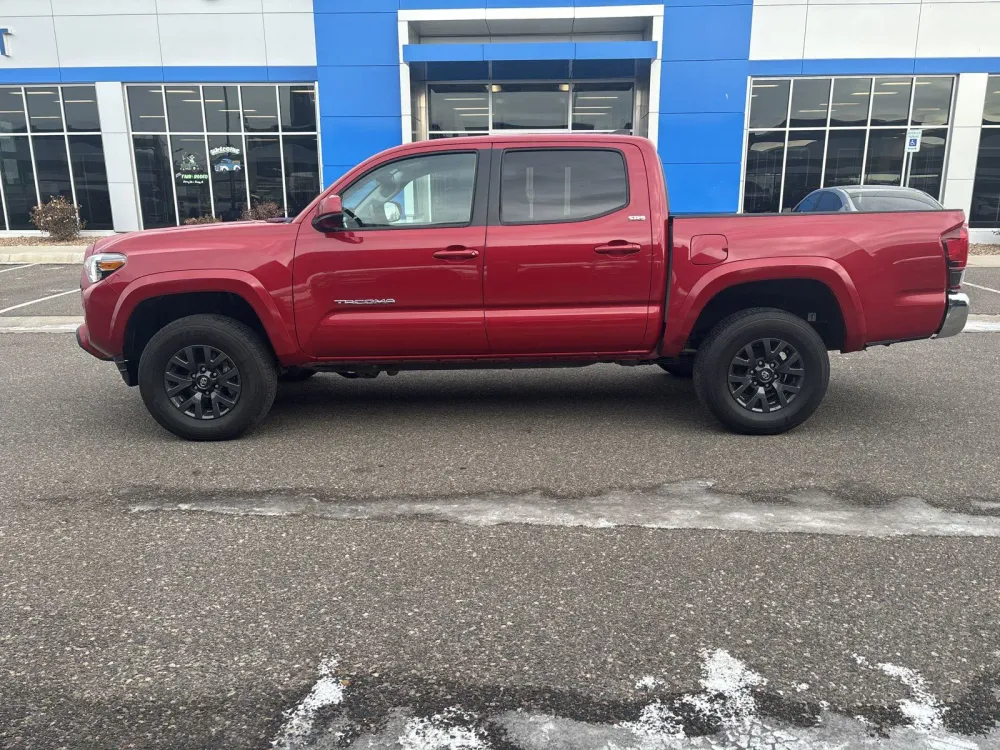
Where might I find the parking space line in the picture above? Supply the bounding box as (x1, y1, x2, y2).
(965, 281, 1000, 296)
(0, 288, 79, 315)
(0, 263, 37, 274)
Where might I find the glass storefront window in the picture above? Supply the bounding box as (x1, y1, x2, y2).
(426, 80, 635, 138)
(572, 82, 634, 132)
(127, 83, 319, 227)
(0, 87, 27, 134)
(0, 85, 111, 231)
(129, 86, 167, 133)
(742, 76, 955, 212)
(971, 76, 1000, 228)
(493, 83, 569, 130)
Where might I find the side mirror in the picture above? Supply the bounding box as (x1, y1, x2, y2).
(383, 200, 402, 223)
(312, 194, 344, 232)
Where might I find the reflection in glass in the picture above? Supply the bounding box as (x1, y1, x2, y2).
(971, 130, 1000, 228)
(572, 82, 634, 132)
(203, 85, 241, 132)
(133, 135, 176, 228)
(824, 130, 865, 187)
(165, 87, 204, 132)
(282, 135, 319, 215)
(63, 86, 101, 132)
(748, 80, 790, 130)
(782, 130, 825, 210)
(870, 78, 911, 126)
(246, 136, 284, 212)
(830, 78, 871, 127)
(907, 129, 947, 199)
(864, 130, 905, 186)
(172, 135, 211, 221)
(209, 135, 246, 221)
(32, 135, 73, 203)
(0, 136, 36, 229)
(241, 86, 279, 133)
(25, 87, 64, 133)
(129, 86, 166, 132)
(911, 77, 953, 126)
(279, 85, 317, 133)
(743, 132, 784, 213)
(789, 79, 830, 128)
(428, 84, 489, 133)
(984, 75, 1000, 126)
(69, 135, 112, 230)
(493, 84, 569, 130)
(0, 87, 26, 134)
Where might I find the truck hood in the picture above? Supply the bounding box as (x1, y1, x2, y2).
(91, 219, 296, 256)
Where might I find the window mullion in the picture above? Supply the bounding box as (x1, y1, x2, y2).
(200, 84, 216, 219)
(820, 78, 832, 188)
(276, 86, 289, 217)
(58, 86, 80, 214)
(777, 80, 793, 211)
(859, 77, 875, 185)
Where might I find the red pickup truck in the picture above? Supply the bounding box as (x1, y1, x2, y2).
(77, 134, 969, 441)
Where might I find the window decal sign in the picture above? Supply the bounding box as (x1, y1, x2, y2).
(906, 129, 922, 153)
(211, 144, 243, 173)
(175, 151, 209, 185)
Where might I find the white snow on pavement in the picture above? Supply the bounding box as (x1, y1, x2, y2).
(272, 657, 345, 750)
(131, 480, 1000, 538)
(301, 650, 1000, 750)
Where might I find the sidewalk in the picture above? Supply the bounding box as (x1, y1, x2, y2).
(2, 245, 1000, 267)
(0, 246, 88, 264)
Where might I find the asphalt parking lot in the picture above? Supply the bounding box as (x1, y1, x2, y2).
(2, 263, 1000, 749)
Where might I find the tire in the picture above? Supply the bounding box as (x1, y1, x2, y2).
(278, 367, 317, 383)
(138, 314, 278, 441)
(693, 307, 829, 435)
(658, 360, 694, 378)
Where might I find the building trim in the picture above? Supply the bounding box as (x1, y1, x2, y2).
(749, 58, 1000, 77)
(0, 66, 318, 84)
(402, 40, 658, 63)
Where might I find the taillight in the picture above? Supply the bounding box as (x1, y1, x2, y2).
(942, 223, 968, 290)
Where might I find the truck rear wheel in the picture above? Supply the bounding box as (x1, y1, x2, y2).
(138, 314, 278, 441)
(693, 308, 829, 435)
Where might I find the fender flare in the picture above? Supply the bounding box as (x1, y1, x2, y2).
(110, 269, 300, 359)
(664, 257, 867, 355)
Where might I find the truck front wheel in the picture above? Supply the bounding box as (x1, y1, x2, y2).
(138, 314, 278, 441)
(693, 308, 829, 435)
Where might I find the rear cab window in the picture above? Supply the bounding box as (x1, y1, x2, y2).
(499, 149, 628, 224)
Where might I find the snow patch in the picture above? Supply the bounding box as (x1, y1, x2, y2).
(877, 662, 945, 731)
(397, 709, 489, 750)
(130, 480, 1000, 538)
(272, 657, 345, 750)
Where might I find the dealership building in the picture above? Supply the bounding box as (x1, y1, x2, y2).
(0, 0, 999, 239)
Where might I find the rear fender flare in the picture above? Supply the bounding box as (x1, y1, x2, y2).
(664, 257, 867, 355)
(110, 270, 300, 359)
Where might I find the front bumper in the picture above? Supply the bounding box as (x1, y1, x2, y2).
(935, 292, 970, 339)
(75, 323, 111, 361)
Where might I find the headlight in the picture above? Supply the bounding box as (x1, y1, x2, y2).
(84, 252, 127, 283)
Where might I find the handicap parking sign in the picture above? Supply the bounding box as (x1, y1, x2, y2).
(905, 129, 922, 153)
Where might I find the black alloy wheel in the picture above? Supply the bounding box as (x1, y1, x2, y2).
(727, 338, 804, 413)
(164, 345, 242, 420)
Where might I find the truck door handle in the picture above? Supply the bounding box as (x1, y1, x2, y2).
(433, 247, 480, 261)
(594, 242, 641, 255)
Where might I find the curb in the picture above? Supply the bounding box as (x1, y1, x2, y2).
(968, 255, 1000, 268)
(0, 249, 86, 264)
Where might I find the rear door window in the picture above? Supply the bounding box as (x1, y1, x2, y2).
(794, 194, 820, 212)
(500, 149, 628, 224)
(816, 192, 844, 211)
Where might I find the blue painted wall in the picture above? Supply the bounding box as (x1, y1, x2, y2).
(657, 1, 752, 213)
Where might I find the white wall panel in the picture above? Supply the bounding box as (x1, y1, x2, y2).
(952, 72, 988, 128)
(0, 16, 59, 68)
(941, 177, 974, 211)
(158, 13, 267, 66)
(50, 0, 156, 14)
(263, 13, 318, 66)
(0, 1, 54, 16)
(916, 3, 1000, 57)
(262, 0, 312, 10)
(95, 82, 140, 233)
(154, 0, 263, 12)
(804, 4, 920, 58)
(749, 5, 806, 60)
(55, 15, 163, 67)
